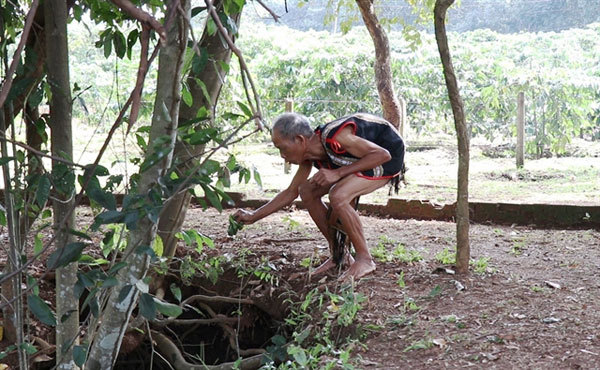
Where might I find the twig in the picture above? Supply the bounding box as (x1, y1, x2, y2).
(0, 0, 39, 109)
(154, 316, 241, 326)
(255, 0, 280, 22)
(110, 0, 166, 43)
(182, 294, 254, 306)
(0, 134, 86, 169)
(262, 237, 317, 243)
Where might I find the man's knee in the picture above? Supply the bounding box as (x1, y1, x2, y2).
(328, 188, 352, 211)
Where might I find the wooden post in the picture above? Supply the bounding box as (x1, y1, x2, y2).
(284, 98, 293, 174)
(516, 92, 525, 168)
(399, 96, 407, 138)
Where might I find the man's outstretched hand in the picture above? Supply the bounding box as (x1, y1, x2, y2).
(232, 209, 256, 224)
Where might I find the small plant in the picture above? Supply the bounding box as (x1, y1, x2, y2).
(282, 215, 301, 231)
(372, 235, 421, 263)
(470, 256, 492, 274)
(510, 238, 526, 256)
(403, 338, 433, 352)
(271, 284, 366, 369)
(392, 243, 423, 263)
(396, 271, 406, 288)
(403, 297, 420, 312)
(435, 247, 456, 265)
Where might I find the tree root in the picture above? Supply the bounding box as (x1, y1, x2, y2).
(151, 330, 265, 370)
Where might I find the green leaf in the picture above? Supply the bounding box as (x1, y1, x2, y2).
(118, 284, 133, 303)
(154, 298, 182, 318)
(88, 185, 116, 211)
(0, 210, 5, 226)
(127, 29, 138, 59)
(28, 294, 56, 326)
(113, 30, 126, 58)
(103, 32, 112, 58)
(226, 155, 237, 171)
(253, 168, 262, 188)
(206, 18, 217, 36)
(182, 84, 193, 107)
(35, 175, 51, 208)
(191, 47, 208, 75)
(152, 235, 164, 257)
(140, 146, 172, 173)
(228, 215, 243, 236)
(34, 233, 43, 254)
(170, 283, 182, 303)
(201, 184, 222, 212)
(236, 101, 253, 117)
(102, 276, 119, 288)
(191, 6, 207, 18)
(68, 228, 92, 241)
(107, 261, 128, 276)
(19, 342, 38, 355)
(94, 210, 124, 226)
(47, 242, 87, 269)
(73, 345, 87, 367)
(139, 293, 157, 320)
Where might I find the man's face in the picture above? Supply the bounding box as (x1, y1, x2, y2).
(272, 129, 304, 165)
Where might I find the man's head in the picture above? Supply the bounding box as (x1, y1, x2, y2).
(271, 113, 313, 164)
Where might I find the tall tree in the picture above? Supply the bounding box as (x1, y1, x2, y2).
(44, 0, 79, 367)
(157, 0, 242, 261)
(85, 0, 190, 367)
(434, 0, 470, 274)
(355, 0, 402, 130)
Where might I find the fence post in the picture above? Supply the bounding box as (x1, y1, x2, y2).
(399, 96, 407, 138)
(516, 92, 525, 168)
(284, 98, 293, 174)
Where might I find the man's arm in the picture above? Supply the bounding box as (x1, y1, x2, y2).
(310, 126, 391, 187)
(233, 162, 312, 224)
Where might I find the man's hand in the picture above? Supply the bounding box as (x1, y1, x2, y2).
(309, 168, 341, 187)
(233, 209, 256, 224)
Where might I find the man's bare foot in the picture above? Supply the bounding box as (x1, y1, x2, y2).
(339, 258, 376, 281)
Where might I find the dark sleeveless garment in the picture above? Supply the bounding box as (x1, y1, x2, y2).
(313, 113, 405, 183)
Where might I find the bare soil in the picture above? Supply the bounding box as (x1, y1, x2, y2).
(184, 206, 600, 369)
(2, 204, 600, 369)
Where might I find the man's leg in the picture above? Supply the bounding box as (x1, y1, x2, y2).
(329, 176, 389, 280)
(298, 181, 342, 275)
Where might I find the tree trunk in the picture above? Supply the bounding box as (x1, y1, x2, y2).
(157, 1, 241, 259)
(85, 1, 189, 368)
(44, 0, 79, 367)
(434, 0, 470, 274)
(355, 0, 402, 130)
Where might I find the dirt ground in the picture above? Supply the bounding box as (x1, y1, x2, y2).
(184, 205, 600, 369)
(1, 202, 600, 369)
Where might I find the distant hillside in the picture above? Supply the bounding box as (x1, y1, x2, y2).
(242, 0, 600, 34)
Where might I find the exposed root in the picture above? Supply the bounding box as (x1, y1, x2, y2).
(152, 330, 265, 370)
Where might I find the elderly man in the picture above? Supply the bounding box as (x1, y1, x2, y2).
(233, 112, 405, 280)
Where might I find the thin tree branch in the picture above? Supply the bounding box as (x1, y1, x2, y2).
(0, 0, 40, 109)
(255, 0, 280, 22)
(0, 134, 86, 169)
(110, 0, 167, 43)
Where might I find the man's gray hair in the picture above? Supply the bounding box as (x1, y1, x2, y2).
(272, 113, 313, 140)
